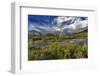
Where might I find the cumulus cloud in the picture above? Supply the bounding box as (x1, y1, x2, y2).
(56, 16, 77, 27)
(55, 16, 88, 35)
(62, 19, 88, 30)
(61, 19, 88, 34)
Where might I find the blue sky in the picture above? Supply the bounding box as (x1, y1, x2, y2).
(28, 15, 57, 27)
(28, 15, 87, 27)
(28, 15, 88, 35)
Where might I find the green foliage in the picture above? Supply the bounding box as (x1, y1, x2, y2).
(28, 32, 88, 60)
(28, 43, 88, 60)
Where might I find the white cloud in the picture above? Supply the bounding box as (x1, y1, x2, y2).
(61, 19, 88, 33)
(56, 16, 77, 27)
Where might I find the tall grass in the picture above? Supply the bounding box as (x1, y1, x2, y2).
(28, 32, 88, 60)
(28, 44, 88, 60)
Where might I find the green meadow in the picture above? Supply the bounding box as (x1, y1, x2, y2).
(28, 31, 88, 60)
